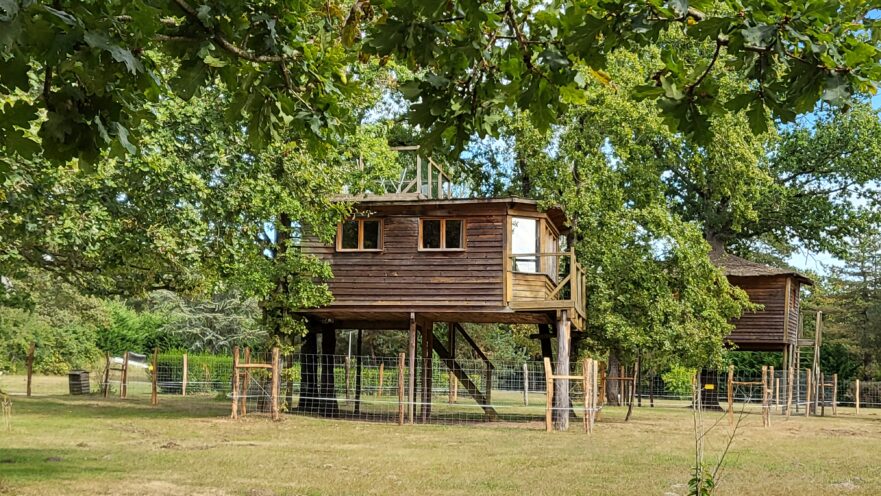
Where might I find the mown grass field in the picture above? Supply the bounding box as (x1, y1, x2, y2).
(1, 375, 880, 495)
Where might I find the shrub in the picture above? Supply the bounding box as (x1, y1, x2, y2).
(155, 353, 234, 394)
(662, 364, 696, 398)
(0, 307, 99, 374)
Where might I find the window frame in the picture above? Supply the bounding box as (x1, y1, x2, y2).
(418, 217, 467, 252)
(336, 218, 384, 252)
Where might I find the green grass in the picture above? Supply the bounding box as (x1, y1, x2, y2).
(1, 377, 880, 495)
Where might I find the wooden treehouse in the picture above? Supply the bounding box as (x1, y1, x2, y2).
(711, 251, 813, 368)
(298, 149, 587, 429)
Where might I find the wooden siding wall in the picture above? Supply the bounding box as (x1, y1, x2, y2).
(511, 273, 555, 302)
(302, 207, 506, 307)
(725, 276, 789, 347)
(788, 281, 801, 343)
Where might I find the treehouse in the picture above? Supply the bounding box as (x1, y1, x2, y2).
(297, 149, 586, 427)
(711, 252, 813, 355)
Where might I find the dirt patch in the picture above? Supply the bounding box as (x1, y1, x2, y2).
(160, 441, 180, 449)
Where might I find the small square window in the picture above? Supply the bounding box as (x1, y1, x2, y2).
(337, 218, 383, 251)
(419, 218, 465, 251)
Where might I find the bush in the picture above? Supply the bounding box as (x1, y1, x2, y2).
(96, 302, 181, 355)
(662, 365, 696, 398)
(0, 307, 99, 374)
(156, 353, 234, 394)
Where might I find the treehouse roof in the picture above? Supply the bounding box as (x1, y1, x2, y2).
(710, 251, 813, 285)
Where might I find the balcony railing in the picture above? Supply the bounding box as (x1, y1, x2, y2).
(505, 249, 587, 327)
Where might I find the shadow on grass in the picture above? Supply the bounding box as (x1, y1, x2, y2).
(9, 395, 230, 420)
(0, 448, 124, 483)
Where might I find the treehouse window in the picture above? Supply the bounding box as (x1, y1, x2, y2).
(337, 219, 383, 252)
(419, 218, 465, 251)
(512, 217, 540, 272)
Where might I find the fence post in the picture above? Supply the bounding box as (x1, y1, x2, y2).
(582, 358, 589, 433)
(855, 379, 861, 415)
(378, 362, 385, 399)
(102, 352, 110, 398)
(26, 342, 35, 397)
(241, 347, 250, 416)
(120, 351, 129, 399)
(761, 366, 769, 427)
(523, 363, 529, 406)
(182, 352, 188, 397)
(150, 347, 158, 406)
(543, 357, 553, 433)
(230, 346, 239, 419)
(590, 360, 599, 432)
(805, 368, 812, 417)
(397, 353, 405, 426)
(785, 367, 794, 418)
(345, 356, 352, 402)
(726, 365, 734, 427)
(820, 372, 826, 417)
(832, 373, 837, 417)
(271, 346, 280, 421)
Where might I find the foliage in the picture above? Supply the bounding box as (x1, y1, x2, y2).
(662, 365, 697, 397)
(155, 352, 233, 394)
(1, 0, 878, 170)
(95, 301, 177, 356)
(0, 306, 98, 374)
(728, 352, 781, 375)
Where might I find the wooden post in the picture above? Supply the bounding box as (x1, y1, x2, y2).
(770, 366, 776, 412)
(345, 356, 351, 402)
(543, 357, 553, 432)
(855, 379, 861, 415)
(523, 363, 529, 406)
(820, 372, 826, 417)
(241, 347, 251, 416)
(726, 364, 734, 427)
(354, 330, 363, 415)
(554, 310, 570, 431)
(448, 323, 457, 404)
(150, 348, 158, 406)
(761, 366, 769, 427)
(102, 352, 110, 398)
(832, 373, 838, 416)
(378, 363, 385, 398)
(397, 353, 405, 426)
(182, 352, 188, 397)
(805, 368, 812, 417)
(25, 342, 35, 397)
(120, 351, 129, 399)
(408, 313, 416, 425)
(420, 322, 433, 422)
(581, 358, 590, 432)
(786, 367, 794, 418)
(271, 346, 280, 421)
(231, 346, 239, 419)
(591, 360, 599, 430)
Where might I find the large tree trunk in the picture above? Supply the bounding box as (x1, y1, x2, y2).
(698, 368, 723, 411)
(297, 330, 319, 413)
(606, 352, 622, 406)
(318, 324, 340, 417)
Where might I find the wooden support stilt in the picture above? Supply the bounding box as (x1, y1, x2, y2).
(832, 373, 838, 416)
(378, 363, 385, 398)
(231, 346, 240, 419)
(182, 352, 188, 397)
(408, 313, 416, 425)
(523, 363, 529, 406)
(120, 351, 129, 399)
(805, 368, 812, 417)
(727, 364, 734, 427)
(761, 366, 769, 427)
(770, 366, 776, 412)
(271, 346, 280, 421)
(397, 353, 405, 425)
(855, 379, 861, 415)
(355, 330, 363, 415)
(820, 372, 826, 417)
(786, 367, 794, 418)
(25, 342, 35, 397)
(241, 347, 251, 416)
(150, 347, 158, 406)
(543, 357, 553, 433)
(554, 310, 570, 431)
(420, 322, 434, 422)
(448, 323, 457, 404)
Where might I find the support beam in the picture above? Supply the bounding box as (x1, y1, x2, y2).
(354, 330, 363, 415)
(298, 329, 319, 413)
(432, 337, 498, 420)
(408, 313, 417, 425)
(448, 323, 457, 404)
(318, 323, 340, 417)
(554, 310, 570, 431)
(421, 322, 434, 422)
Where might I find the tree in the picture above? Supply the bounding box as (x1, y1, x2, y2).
(1, 0, 879, 169)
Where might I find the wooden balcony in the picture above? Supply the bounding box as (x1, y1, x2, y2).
(505, 249, 587, 330)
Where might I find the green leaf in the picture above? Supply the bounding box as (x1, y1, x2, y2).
(746, 100, 768, 135)
(559, 84, 587, 105)
(203, 54, 228, 68)
(114, 123, 136, 154)
(742, 24, 776, 49)
(170, 61, 209, 101)
(0, 57, 30, 91)
(83, 32, 142, 74)
(822, 75, 850, 106)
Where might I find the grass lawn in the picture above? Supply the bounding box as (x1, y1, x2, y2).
(1, 377, 880, 495)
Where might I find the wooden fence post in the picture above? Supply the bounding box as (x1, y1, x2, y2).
(230, 346, 239, 419)
(345, 356, 352, 402)
(271, 346, 280, 421)
(726, 364, 734, 427)
(855, 379, 861, 415)
(25, 342, 35, 397)
(523, 363, 529, 406)
(378, 362, 385, 399)
(543, 357, 553, 433)
(832, 373, 838, 417)
(150, 348, 158, 406)
(785, 367, 794, 418)
(102, 352, 110, 398)
(397, 353, 405, 426)
(182, 352, 188, 397)
(590, 360, 599, 432)
(805, 368, 812, 417)
(241, 347, 251, 416)
(582, 358, 589, 433)
(761, 366, 769, 427)
(120, 351, 129, 399)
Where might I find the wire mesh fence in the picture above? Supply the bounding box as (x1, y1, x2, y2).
(5, 350, 881, 429)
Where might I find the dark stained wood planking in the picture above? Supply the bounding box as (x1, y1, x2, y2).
(724, 275, 804, 350)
